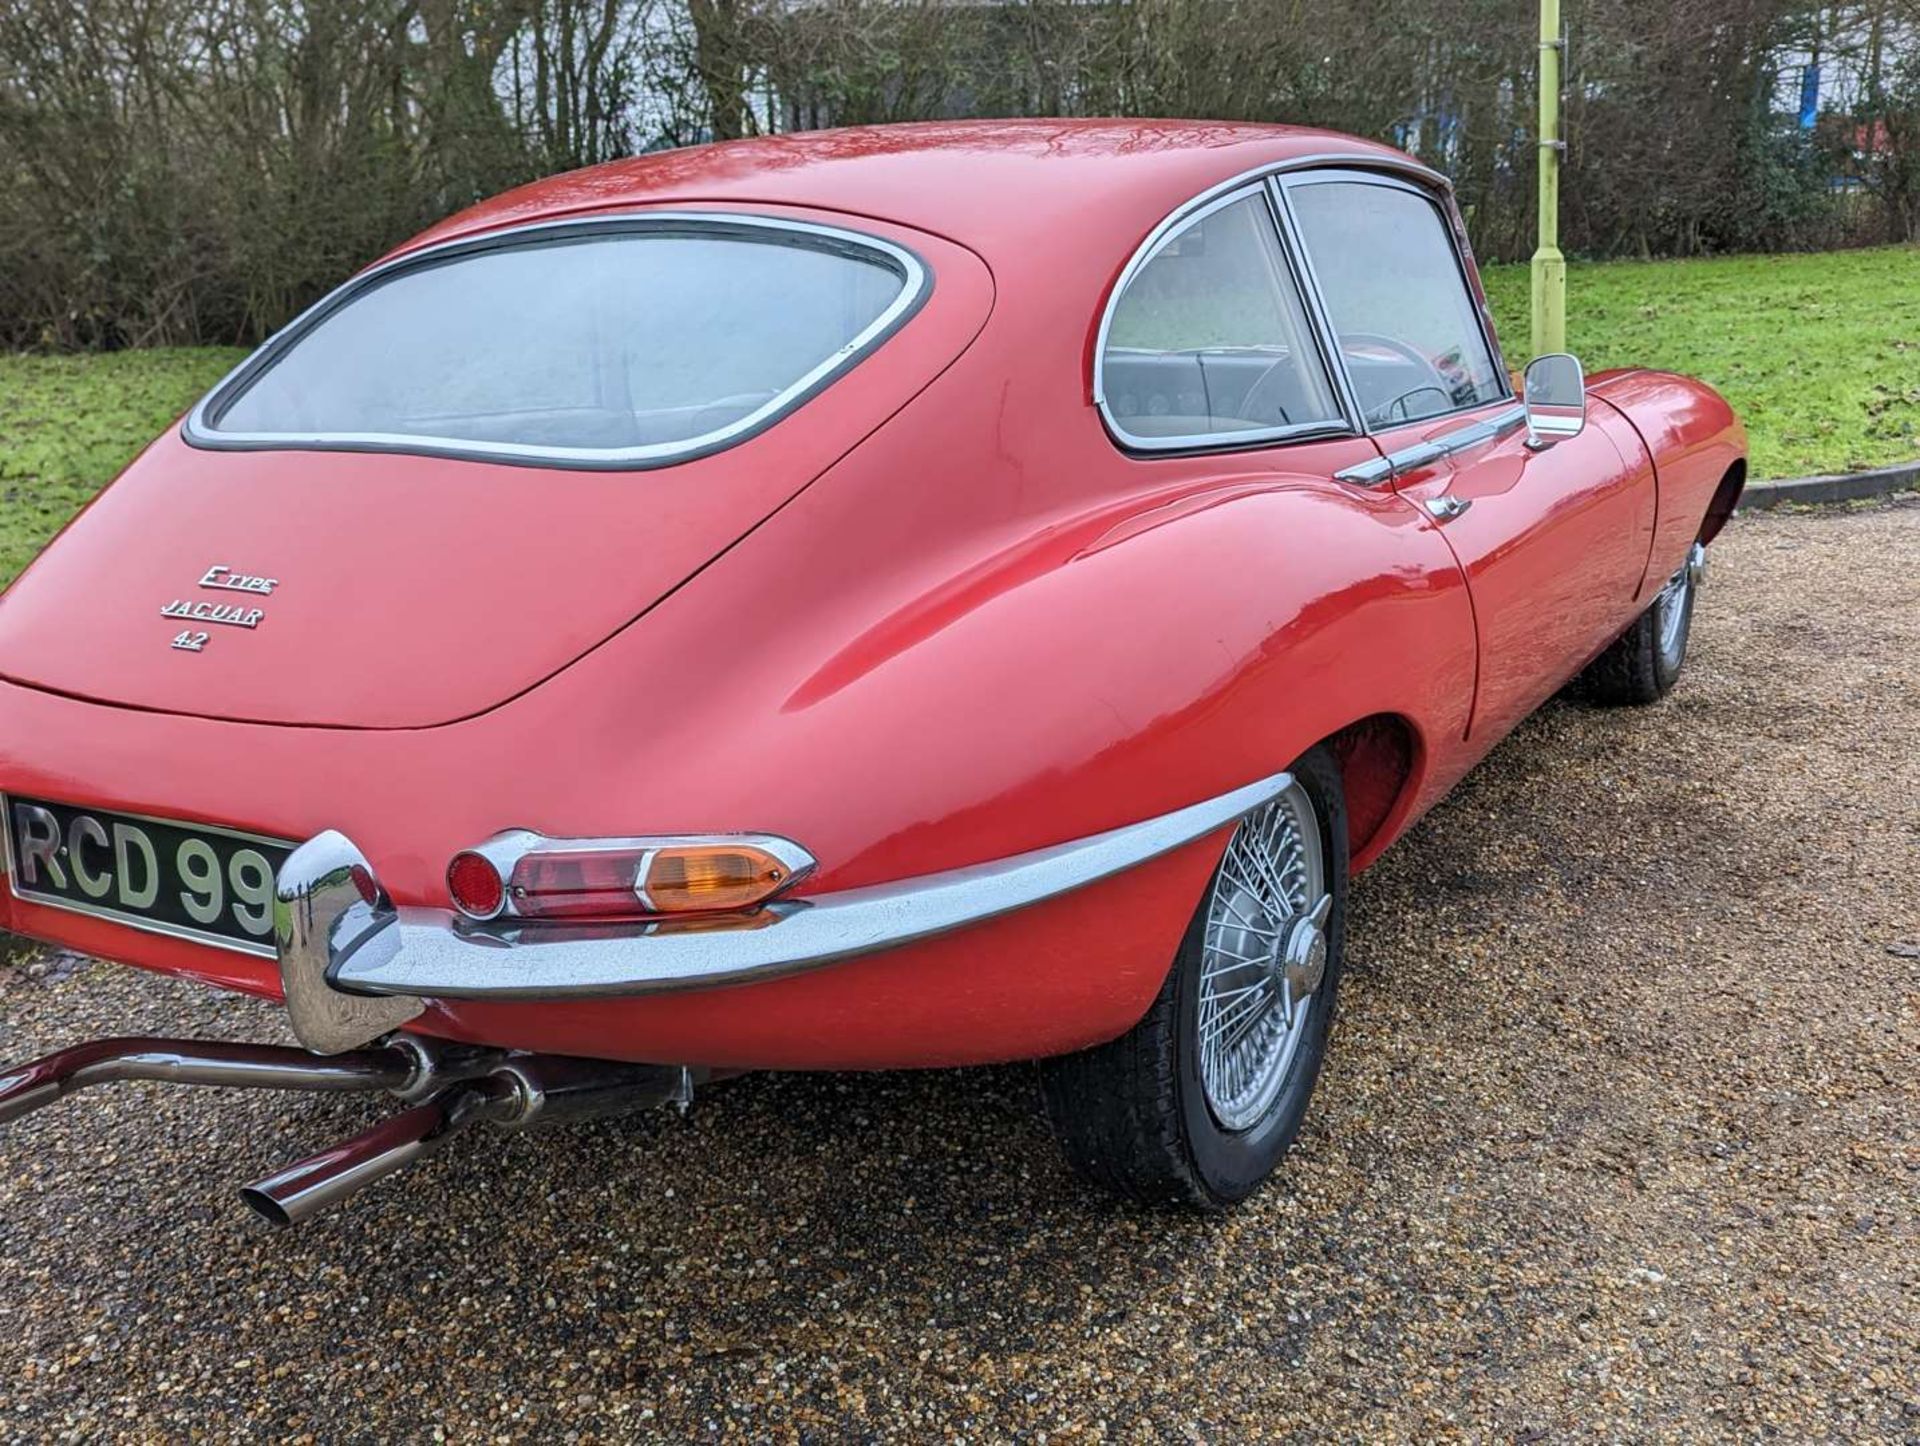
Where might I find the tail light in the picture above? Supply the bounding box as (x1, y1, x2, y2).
(446, 850, 508, 919)
(446, 832, 814, 923)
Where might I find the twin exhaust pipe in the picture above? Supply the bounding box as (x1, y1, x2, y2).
(0, 1034, 694, 1226)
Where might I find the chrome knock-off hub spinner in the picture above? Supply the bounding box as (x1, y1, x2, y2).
(1279, 896, 1332, 1007)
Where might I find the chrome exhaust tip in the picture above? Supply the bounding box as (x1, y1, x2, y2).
(238, 1056, 694, 1227)
(2, 1030, 698, 1226)
(239, 1082, 513, 1227)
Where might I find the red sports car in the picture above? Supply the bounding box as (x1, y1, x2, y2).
(0, 121, 1745, 1224)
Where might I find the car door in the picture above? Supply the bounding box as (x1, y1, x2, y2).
(1277, 169, 1656, 743)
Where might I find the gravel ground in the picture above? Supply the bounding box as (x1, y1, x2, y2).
(2, 500, 1916, 1443)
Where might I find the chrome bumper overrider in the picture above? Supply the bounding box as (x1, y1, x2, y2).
(274, 771, 1294, 1048)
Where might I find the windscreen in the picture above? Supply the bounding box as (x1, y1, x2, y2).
(204, 222, 915, 461)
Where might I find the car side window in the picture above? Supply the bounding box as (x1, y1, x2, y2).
(1285, 179, 1507, 427)
(1100, 191, 1342, 445)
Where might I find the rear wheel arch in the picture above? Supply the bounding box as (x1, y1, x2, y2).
(1321, 712, 1424, 869)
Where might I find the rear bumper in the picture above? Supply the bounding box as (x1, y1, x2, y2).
(0, 664, 1252, 1070)
(277, 773, 1288, 1051)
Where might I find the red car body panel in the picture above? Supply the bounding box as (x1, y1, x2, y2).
(0, 121, 1746, 1070)
(0, 209, 995, 729)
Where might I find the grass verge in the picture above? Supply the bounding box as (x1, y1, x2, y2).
(0, 348, 244, 586)
(1482, 245, 1920, 479)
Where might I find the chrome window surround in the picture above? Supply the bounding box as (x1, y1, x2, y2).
(1092, 181, 1349, 454)
(276, 770, 1295, 1003)
(182, 212, 931, 472)
(1091, 153, 1514, 468)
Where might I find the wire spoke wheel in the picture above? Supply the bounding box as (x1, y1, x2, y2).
(1655, 562, 1692, 668)
(1196, 778, 1329, 1133)
(1038, 745, 1347, 1206)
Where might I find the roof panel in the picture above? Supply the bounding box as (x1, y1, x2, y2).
(401, 120, 1421, 264)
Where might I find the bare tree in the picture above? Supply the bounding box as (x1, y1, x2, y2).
(0, 0, 1910, 349)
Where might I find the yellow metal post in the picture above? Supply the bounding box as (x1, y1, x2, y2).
(1531, 0, 1566, 356)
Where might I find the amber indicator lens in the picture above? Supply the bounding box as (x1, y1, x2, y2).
(642, 845, 792, 913)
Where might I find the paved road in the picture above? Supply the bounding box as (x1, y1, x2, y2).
(3, 500, 1916, 1441)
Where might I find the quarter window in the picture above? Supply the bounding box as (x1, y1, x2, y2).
(1286, 179, 1506, 426)
(1100, 191, 1341, 445)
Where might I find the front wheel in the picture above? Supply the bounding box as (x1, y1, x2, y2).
(1038, 746, 1348, 1208)
(1578, 543, 1706, 705)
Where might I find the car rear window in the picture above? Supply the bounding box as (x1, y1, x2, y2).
(192, 217, 924, 468)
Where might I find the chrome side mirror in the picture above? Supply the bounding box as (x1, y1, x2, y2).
(1522, 353, 1586, 449)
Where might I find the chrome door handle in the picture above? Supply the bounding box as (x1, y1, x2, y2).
(1424, 495, 1472, 522)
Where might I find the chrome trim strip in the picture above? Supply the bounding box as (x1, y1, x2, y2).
(0, 792, 294, 960)
(1091, 151, 1451, 454)
(182, 213, 931, 472)
(0, 792, 18, 902)
(304, 771, 1294, 1001)
(1333, 404, 1527, 486)
(1264, 176, 1366, 435)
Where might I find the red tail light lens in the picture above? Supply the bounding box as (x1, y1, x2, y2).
(446, 851, 506, 920)
(507, 848, 651, 921)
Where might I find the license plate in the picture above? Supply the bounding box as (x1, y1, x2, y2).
(2, 794, 293, 958)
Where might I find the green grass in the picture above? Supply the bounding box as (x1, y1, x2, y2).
(0, 348, 243, 585)
(1, 245, 1915, 587)
(1482, 245, 1920, 480)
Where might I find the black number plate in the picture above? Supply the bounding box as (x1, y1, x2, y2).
(3, 794, 293, 957)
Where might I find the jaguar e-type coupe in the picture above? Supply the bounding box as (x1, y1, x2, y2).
(0, 121, 1745, 1224)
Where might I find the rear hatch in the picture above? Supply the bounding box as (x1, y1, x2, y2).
(0, 439, 829, 729)
(0, 211, 991, 729)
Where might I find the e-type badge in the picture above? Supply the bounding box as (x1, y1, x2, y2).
(164, 563, 277, 652)
(198, 565, 278, 595)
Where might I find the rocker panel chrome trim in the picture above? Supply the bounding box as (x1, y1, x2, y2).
(295, 771, 1294, 1002)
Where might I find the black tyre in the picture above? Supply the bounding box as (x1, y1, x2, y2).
(1578, 544, 1703, 706)
(1038, 745, 1349, 1208)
